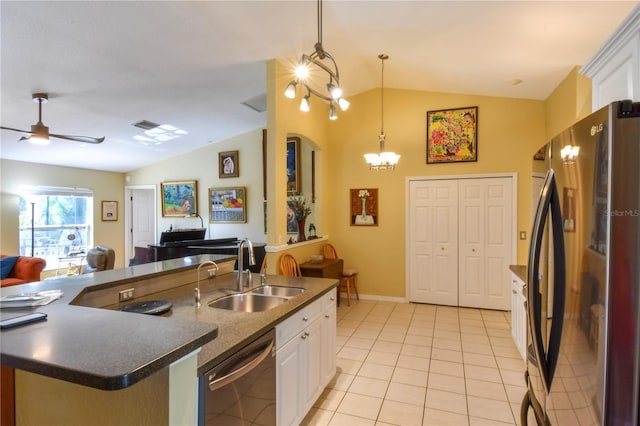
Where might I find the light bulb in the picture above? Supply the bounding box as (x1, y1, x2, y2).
(337, 97, 350, 111)
(284, 81, 297, 99)
(329, 104, 337, 120)
(300, 95, 310, 112)
(295, 64, 309, 79)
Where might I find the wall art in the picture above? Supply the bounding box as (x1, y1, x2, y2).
(161, 180, 197, 217)
(209, 186, 246, 223)
(426, 106, 478, 163)
(350, 188, 378, 226)
(219, 150, 239, 178)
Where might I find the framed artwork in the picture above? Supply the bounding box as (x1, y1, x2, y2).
(161, 180, 197, 217)
(426, 106, 478, 163)
(209, 187, 246, 223)
(350, 188, 378, 226)
(286, 201, 299, 234)
(219, 150, 239, 178)
(101, 201, 118, 221)
(287, 137, 300, 194)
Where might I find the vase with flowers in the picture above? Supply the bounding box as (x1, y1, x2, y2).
(288, 195, 312, 242)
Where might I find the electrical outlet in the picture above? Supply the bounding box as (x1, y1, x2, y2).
(520, 231, 527, 240)
(119, 288, 135, 302)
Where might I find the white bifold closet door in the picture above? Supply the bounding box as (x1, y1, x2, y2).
(408, 177, 514, 310)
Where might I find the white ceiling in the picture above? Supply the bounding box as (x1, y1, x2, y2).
(1, 1, 637, 173)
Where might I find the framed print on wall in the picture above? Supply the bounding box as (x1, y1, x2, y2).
(287, 137, 300, 194)
(426, 106, 477, 163)
(101, 201, 118, 221)
(161, 180, 198, 217)
(350, 188, 378, 226)
(209, 187, 246, 223)
(219, 150, 239, 178)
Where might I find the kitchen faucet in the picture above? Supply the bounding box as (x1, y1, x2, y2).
(195, 260, 219, 307)
(236, 238, 256, 291)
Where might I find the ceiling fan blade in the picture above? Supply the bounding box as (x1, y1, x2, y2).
(50, 133, 105, 144)
(0, 125, 31, 134)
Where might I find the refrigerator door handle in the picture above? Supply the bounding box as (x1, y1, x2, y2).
(527, 169, 566, 393)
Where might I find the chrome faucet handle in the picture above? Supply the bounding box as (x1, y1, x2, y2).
(194, 287, 201, 308)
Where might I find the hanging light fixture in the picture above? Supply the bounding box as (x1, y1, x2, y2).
(364, 54, 400, 170)
(284, 0, 349, 120)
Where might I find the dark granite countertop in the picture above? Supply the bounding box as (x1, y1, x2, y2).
(509, 264, 527, 283)
(0, 254, 338, 390)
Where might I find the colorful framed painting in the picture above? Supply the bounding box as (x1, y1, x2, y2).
(350, 188, 378, 226)
(426, 106, 478, 163)
(209, 186, 246, 223)
(101, 201, 118, 221)
(219, 150, 239, 178)
(287, 137, 300, 194)
(161, 180, 197, 217)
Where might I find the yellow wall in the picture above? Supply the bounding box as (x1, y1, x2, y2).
(323, 88, 547, 298)
(0, 160, 125, 269)
(545, 65, 593, 140)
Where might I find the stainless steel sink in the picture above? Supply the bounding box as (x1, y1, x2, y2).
(208, 293, 288, 312)
(250, 285, 305, 298)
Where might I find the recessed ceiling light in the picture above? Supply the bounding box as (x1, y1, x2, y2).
(510, 79, 524, 86)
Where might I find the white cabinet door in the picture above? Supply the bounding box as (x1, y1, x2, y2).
(459, 177, 513, 310)
(301, 319, 323, 414)
(408, 179, 459, 305)
(276, 337, 302, 426)
(321, 290, 337, 385)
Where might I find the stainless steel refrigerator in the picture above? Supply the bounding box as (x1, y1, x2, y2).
(522, 100, 640, 425)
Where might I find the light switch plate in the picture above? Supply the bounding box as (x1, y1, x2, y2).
(520, 231, 526, 240)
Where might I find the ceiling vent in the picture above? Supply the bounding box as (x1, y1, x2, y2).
(132, 120, 161, 130)
(241, 93, 267, 113)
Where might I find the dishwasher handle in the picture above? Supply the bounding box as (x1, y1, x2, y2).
(207, 331, 275, 392)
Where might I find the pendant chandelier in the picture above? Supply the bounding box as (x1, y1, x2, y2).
(284, 0, 349, 120)
(364, 54, 400, 170)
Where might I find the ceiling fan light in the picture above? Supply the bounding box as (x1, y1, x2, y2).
(29, 135, 50, 146)
(300, 95, 310, 112)
(337, 97, 350, 111)
(284, 81, 297, 99)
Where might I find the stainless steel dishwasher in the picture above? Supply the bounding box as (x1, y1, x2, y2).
(198, 329, 276, 425)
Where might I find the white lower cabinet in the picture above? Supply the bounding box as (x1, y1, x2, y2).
(276, 288, 337, 425)
(510, 273, 527, 362)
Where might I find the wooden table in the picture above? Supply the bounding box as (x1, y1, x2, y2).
(300, 258, 343, 306)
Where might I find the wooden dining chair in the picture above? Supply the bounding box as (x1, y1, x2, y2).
(279, 253, 302, 277)
(323, 243, 359, 306)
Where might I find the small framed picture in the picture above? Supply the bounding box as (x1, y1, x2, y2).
(160, 180, 198, 217)
(209, 186, 247, 223)
(101, 201, 118, 221)
(350, 188, 378, 226)
(287, 137, 300, 194)
(219, 150, 239, 178)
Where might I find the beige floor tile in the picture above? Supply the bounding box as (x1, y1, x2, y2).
(433, 329, 461, 341)
(338, 319, 362, 329)
(358, 362, 395, 381)
(464, 365, 502, 383)
(336, 326, 356, 337)
(431, 337, 462, 351)
(461, 341, 494, 355)
(492, 345, 522, 359)
(467, 395, 515, 424)
(327, 372, 356, 391)
(359, 321, 385, 331)
(329, 412, 376, 426)
(489, 335, 516, 348)
(409, 319, 435, 329)
(423, 407, 469, 425)
(396, 354, 430, 372)
(400, 343, 431, 359)
(382, 324, 409, 335)
(461, 333, 491, 345)
(469, 416, 515, 425)
(500, 369, 526, 387)
(349, 376, 390, 398)
(496, 356, 526, 372)
(425, 388, 468, 415)
(429, 359, 465, 378)
(372, 340, 403, 354)
(504, 384, 527, 403)
(301, 407, 334, 426)
(345, 336, 376, 350)
(314, 388, 346, 411)
(336, 357, 363, 375)
(431, 347, 463, 363)
(427, 372, 466, 394)
(459, 325, 487, 336)
(403, 334, 432, 346)
(378, 400, 425, 426)
(378, 331, 407, 343)
(387, 317, 412, 327)
(406, 326, 434, 337)
(385, 382, 427, 406)
(336, 392, 383, 420)
(463, 352, 497, 368)
(465, 378, 508, 401)
(392, 367, 429, 387)
(352, 328, 383, 340)
(366, 350, 400, 367)
(486, 328, 512, 338)
(337, 346, 370, 362)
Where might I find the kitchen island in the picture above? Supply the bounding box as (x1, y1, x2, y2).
(0, 254, 338, 425)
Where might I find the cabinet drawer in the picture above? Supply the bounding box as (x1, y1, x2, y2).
(276, 298, 322, 349)
(322, 288, 337, 310)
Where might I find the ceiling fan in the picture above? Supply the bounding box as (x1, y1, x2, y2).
(0, 93, 105, 145)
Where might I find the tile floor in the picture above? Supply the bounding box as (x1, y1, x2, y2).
(301, 299, 528, 426)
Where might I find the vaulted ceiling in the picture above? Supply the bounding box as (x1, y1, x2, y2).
(1, 1, 636, 172)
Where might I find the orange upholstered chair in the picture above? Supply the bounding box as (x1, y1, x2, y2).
(323, 244, 359, 306)
(1, 255, 47, 287)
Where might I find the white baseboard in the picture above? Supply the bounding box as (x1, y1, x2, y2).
(340, 294, 408, 304)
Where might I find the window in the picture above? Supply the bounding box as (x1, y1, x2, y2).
(19, 187, 93, 269)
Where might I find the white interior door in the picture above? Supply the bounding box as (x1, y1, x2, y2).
(458, 177, 513, 310)
(408, 180, 458, 305)
(125, 186, 156, 262)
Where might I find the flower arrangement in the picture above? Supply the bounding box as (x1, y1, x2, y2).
(288, 195, 312, 221)
(359, 189, 370, 199)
